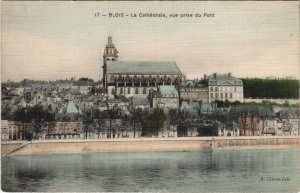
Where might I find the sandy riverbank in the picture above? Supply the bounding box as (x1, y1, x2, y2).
(2, 136, 300, 156)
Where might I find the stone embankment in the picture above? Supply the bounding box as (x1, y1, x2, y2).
(2, 136, 299, 156)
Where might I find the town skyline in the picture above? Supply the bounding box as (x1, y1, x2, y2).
(2, 1, 299, 81)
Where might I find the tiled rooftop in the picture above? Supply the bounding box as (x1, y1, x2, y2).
(208, 73, 243, 86)
(107, 61, 183, 75)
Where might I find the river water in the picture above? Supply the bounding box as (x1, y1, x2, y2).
(2, 149, 300, 192)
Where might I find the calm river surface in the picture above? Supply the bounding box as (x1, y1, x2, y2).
(2, 149, 300, 192)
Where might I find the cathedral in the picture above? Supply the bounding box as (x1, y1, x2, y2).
(102, 36, 184, 99)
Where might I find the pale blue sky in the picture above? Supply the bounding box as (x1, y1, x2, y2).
(2, 1, 299, 81)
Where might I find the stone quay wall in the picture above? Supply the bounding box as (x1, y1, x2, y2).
(2, 136, 300, 156)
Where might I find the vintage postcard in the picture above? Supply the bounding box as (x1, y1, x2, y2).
(1, 1, 299, 192)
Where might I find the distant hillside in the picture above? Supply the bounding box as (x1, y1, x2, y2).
(241, 78, 299, 99)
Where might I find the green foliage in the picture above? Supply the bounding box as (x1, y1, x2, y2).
(142, 108, 166, 137)
(242, 78, 299, 99)
(168, 109, 178, 125)
(215, 100, 233, 108)
(197, 125, 218, 136)
(14, 105, 55, 139)
(215, 99, 299, 111)
(78, 77, 94, 82)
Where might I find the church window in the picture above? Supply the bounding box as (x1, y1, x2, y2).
(135, 87, 139, 94)
(128, 87, 131, 94)
(143, 87, 147, 94)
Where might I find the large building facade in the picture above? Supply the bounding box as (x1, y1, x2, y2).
(208, 73, 243, 103)
(102, 37, 184, 99)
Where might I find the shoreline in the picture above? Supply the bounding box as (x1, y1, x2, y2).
(2, 136, 300, 156)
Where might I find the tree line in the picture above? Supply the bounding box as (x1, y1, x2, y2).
(12, 105, 170, 140)
(241, 78, 299, 99)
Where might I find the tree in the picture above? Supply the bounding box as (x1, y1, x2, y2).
(94, 109, 106, 138)
(83, 108, 94, 139)
(197, 125, 218, 136)
(130, 108, 143, 138)
(142, 108, 166, 137)
(23, 105, 55, 140)
(167, 109, 178, 136)
(1, 102, 12, 120)
(15, 107, 30, 140)
(78, 77, 94, 82)
(103, 109, 120, 138)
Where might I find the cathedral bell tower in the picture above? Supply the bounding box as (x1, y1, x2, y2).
(102, 36, 118, 90)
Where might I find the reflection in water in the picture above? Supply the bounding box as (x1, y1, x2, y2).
(2, 150, 300, 192)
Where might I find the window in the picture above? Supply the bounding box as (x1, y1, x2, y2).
(210, 87, 213, 91)
(215, 87, 218, 91)
(210, 93, 213, 98)
(143, 87, 147, 94)
(135, 87, 139, 94)
(120, 87, 123, 95)
(215, 93, 218, 99)
(230, 93, 232, 98)
(111, 88, 115, 95)
(127, 87, 131, 94)
(225, 93, 228, 98)
(220, 93, 223, 98)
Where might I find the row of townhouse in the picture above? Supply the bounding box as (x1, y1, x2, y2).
(1, 118, 143, 141)
(217, 108, 299, 137)
(180, 102, 299, 137)
(2, 106, 298, 141)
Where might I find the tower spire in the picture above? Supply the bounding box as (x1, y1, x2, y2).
(106, 36, 115, 48)
(102, 36, 119, 91)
